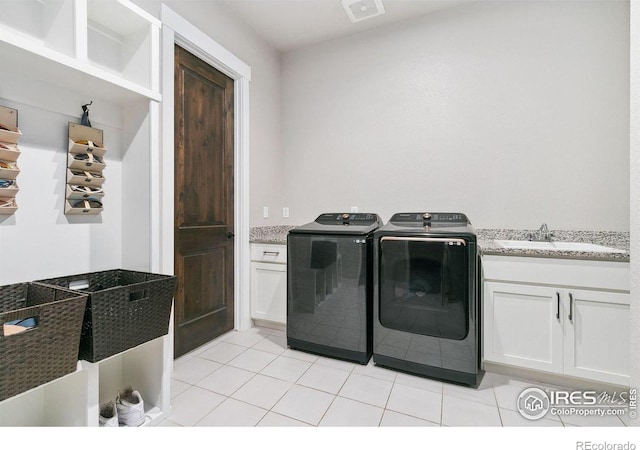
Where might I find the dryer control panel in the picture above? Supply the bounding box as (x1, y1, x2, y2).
(390, 212, 469, 225)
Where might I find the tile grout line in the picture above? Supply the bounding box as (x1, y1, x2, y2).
(379, 374, 396, 427)
(492, 385, 504, 427)
(315, 391, 339, 427)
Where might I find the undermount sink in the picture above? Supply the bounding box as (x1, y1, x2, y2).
(494, 240, 626, 254)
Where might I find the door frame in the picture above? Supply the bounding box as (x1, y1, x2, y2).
(154, 6, 252, 351)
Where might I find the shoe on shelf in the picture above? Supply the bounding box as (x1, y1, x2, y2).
(99, 401, 118, 427)
(115, 386, 145, 427)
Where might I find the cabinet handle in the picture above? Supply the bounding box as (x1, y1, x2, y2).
(556, 292, 560, 320)
(568, 293, 574, 322)
(263, 251, 279, 256)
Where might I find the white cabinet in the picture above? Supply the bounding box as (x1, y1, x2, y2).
(484, 282, 563, 374)
(250, 243, 287, 325)
(483, 255, 630, 386)
(563, 289, 629, 384)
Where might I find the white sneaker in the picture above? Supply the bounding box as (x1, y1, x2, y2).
(99, 401, 119, 427)
(115, 386, 145, 427)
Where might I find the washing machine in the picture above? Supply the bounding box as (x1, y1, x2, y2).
(373, 212, 482, 386)
(287, 212, 382, 364)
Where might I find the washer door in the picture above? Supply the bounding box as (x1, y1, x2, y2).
(287, 233, 370, 352)
(378, 236, 469, 340)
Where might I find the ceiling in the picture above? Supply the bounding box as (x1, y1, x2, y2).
(222, 0, 469, 52)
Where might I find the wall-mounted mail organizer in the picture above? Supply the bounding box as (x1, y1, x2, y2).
(0, 105, 22, 215)
(64, 123, 107, 215)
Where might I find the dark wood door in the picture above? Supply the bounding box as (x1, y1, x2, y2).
(174, 45, 234, 358)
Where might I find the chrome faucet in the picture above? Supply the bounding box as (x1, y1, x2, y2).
(529, 223, 554, 242)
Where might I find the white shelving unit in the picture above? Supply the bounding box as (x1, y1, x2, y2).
(0, 0, 160, 103)
(0, 337, 168, 427)
(0, 0, 169, 426)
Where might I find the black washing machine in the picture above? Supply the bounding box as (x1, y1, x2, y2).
(287, 213, 382, 364)
(373, 212, 483, 387)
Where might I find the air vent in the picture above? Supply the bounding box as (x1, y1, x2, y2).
(341, 0, 386, 23)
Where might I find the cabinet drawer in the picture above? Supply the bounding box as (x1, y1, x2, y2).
(251, 244, 286, 263)
(482, 255, 630, 291)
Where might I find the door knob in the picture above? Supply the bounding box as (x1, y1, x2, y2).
(227, 231, 235, 239)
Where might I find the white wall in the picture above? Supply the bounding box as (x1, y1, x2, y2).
(121, 99, 153, 272)
(281, 0, 630, 230)
(133, 0, 284, 227)
(0, 74, 125, 285)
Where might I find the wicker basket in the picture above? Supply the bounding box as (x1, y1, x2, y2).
(0, 283, 87, 402)
(35, 269, 175, 362)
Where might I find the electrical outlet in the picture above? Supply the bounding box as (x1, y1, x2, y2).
(350, 206, 358, 213)
(283, 207, 290, 218)
(263, 206, 269, 219)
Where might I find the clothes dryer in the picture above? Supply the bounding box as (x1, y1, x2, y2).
(373, 212, 482, 386)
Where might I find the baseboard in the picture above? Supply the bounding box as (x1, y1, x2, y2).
(483, 361, 629, 392)
(252, 318, 286, 333)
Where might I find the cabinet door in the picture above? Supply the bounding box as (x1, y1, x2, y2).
(484, 282, 563, 374)
(563, 289, 630, 386)
(250, 262, 287, 324)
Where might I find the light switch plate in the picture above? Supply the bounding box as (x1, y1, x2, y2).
(263, 206, 269, 218)
(283, 207, 290, 218)
(350, 206, 358, 213)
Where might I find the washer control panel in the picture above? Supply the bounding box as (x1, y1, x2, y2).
(315, 213, 380, 225)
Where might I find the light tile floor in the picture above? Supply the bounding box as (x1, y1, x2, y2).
(158, 326, 628, 427)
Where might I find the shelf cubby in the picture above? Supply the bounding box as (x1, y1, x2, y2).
(86, 0, 159, 91)
(0, 363, 91, 427)
(97, 337, 167, 426)
(0, 0, 75, 57)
